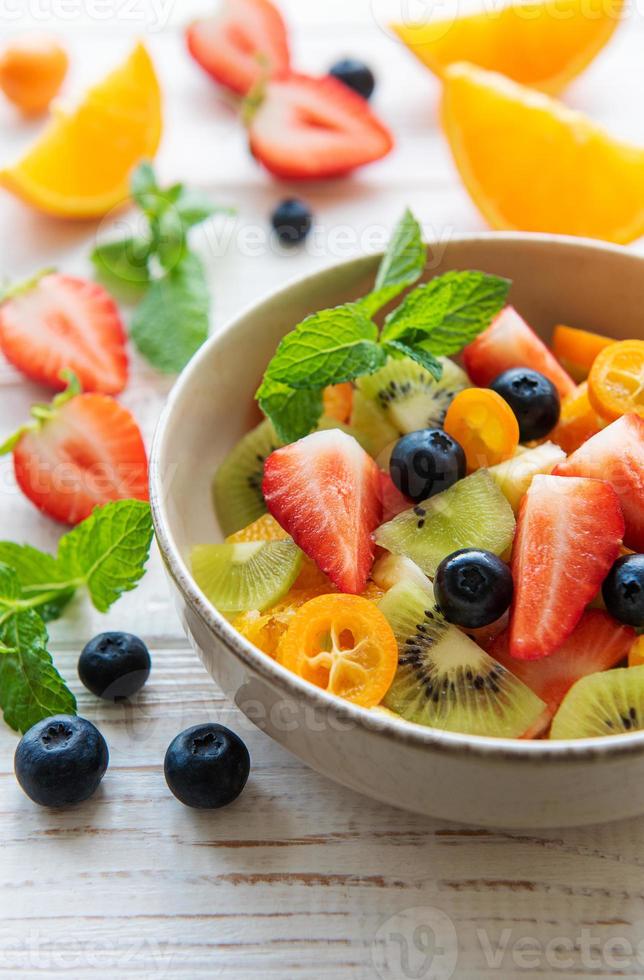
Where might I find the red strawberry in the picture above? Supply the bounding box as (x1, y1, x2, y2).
(0, 273, 127, 395)
(186, 0, 290, 97)
(378, 471, 412, 522)
(553, 414, 644, 552)
(247, 74, 394, 180)
(492, 610, 635, 713)
(509, 474, 624, 661)
(262, 429, 382, 593)
(463, 306, 575, 398)
(9, 392, 148, 525)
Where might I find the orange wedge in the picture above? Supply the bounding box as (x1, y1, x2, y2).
(1, 43, 162, 218)
(393, 0, 624, 95)
(442, 63, 644, 244)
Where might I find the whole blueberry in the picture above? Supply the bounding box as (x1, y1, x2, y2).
(78, 632, 151, 701)
(390, 429, 466, 504)
(15, 715, 109, 808)
(434, 549, 514, 629)
(329, 58, 376, 99)
(490, 368, 560, 441)
(164, 724, 250, 809)
(602, 554, 644, 628)
(271, 198, 313, 245)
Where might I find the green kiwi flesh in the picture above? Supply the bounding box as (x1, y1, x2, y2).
(213, 419, 282, 536)
(191, 540, 302, 613)
(375, 469, 516, 577)
(550, 667, 644, 739)
(379, 580, 548, 737)
(356, 356, 469, 435)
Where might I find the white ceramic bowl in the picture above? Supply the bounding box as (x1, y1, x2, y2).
(151, 234, 644, 829)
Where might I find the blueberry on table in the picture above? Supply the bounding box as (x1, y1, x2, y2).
(490, 368, 560, 441)
(602, 554, 644, 628)
(271, 198, 313, 245)
(434, 549, 514, 629)
(78, 631, 151, 701)
(329, 58, 376, 100)
(164, 724, 250, 809)
(390, 429, 466, 504)
(14, 716, 109, 808)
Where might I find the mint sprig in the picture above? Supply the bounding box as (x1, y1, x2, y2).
(0, 499, 154, 733)
(257, 210, 511, 443)
(92, 162, 232, 374)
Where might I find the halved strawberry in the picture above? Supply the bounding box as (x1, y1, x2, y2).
(0, 273, 127, 395)
(463, 306, 575, 398)
(4, 385, 148, 525)
(553, 414, 644, 552)
(492, 609, 635, 713)
(262, 429, 382, 593)
(247, 74, 394, 180)
(509, 474, 624, 661)
(378, 471, 411, 522)
(186, 0, 290, 97)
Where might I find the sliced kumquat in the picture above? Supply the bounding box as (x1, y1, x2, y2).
(629, 636, 644, 669)
(443, 387, 519, 470)
(277, 594, 398, 707)
(322, 382, 354, 423)
(549, 381, 605, 455)
(587, 340, 644, 422)
(226, 513, 289, 544)
(552, 325, 613, 383)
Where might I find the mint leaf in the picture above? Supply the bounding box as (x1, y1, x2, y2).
(265, 305, 386, 390)
(57, 500, 153, 614)
(383, 340, 443, 381)
(258, 380, 323, 444)
(130, 252, 210, 374)
(91, 237, 152, 286)
(131, 161, 160, 213)
(0, 544, 74, 622)
(0, 608, 76, 733)
(175, 188, 226, 229)
(0, 564, 20, 603)
(361, 209, 426, 316)
(154, 207, 188, 272)
(382, 270, 511, 354)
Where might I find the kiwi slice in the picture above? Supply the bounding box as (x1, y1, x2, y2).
(550, 667, 644, 739)
(350, 389, 400, 457)
(356, 356, 470, 436)
(379, 580, 547, 737)
(191, 539, 302, 614)
(213, 419, 282, 536)
(375, 469, 516, 577)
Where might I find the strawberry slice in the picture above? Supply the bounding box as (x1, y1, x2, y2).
(186, 0, 290, 97)
(509, 474, 624, 661)
(247, 74, 394, 180)
(553, 414, 644, 552)
(463, 306, 575, 398)
(378, 471, 412, 522)
(492, 610, 635, 713)
(4, 383, 148, 525)
(262, 429, 382, 593)
(0, 273, 127, 395)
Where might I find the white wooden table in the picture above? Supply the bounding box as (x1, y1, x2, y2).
(1, 3, 644, 976)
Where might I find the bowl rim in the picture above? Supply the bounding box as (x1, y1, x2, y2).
(150, 231, 644, 763)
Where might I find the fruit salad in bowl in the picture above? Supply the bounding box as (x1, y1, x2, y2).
(151, 221, 644, 826)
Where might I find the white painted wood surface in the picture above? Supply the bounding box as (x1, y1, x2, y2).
(1, 2, 644, 976)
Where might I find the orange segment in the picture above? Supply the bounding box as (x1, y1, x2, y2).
(441, 63, 644, 244)
(587, 340, 644, 422)
(393, 0, 623, 95)
(629, 636, 644, 669)
(0, 43, 162, 218)
(226, 513, 289, 543)
(443, 387, 519, 470)
(277, 594, 398, 706)
(322, 383, 353, 423)
(553, 325, 614, 383)
(549, 382, 605, 454)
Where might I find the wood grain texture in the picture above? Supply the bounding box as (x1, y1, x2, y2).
(1, 2, 644, 976)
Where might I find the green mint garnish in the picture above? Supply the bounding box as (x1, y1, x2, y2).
(256, 209, 512, 444)
(0, 499, 154, 732)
